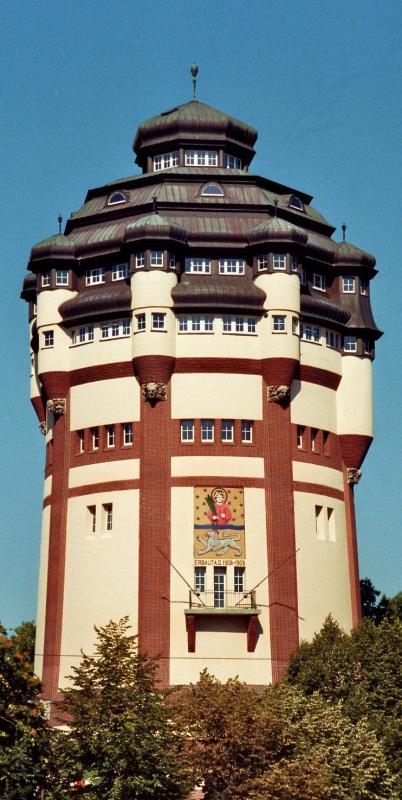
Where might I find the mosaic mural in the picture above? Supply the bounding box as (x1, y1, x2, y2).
(194, 487, 245, 563)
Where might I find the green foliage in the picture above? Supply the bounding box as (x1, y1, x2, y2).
(49, 618, 192, 800)
(0, 624, 50, 798)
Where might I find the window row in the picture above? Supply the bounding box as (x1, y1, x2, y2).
(301, 271, 369, 295)
(184, 258, 245, 275)
(181, 419, 253, 444)
(71, 319, 131, 345)
(194, 566, 245, 598)
(77, 423, 134, 452)
(153, 150, 243, 171)
(41, 264, 129, 289)
(300, 325, 371, 353)
(257, 253, 298, 272)
(297, 426, 331, 455)
(87, 503, 113, 534)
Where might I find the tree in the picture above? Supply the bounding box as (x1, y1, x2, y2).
(49, 618, 192, 800)
(0, 623, 50, 798)
(360, 578, 390, 624)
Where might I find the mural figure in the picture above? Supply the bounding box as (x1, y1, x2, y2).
(194, 486, 245, 560)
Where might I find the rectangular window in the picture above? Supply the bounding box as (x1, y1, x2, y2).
(272, 315, 286, 332)
(136, 313, 146, 332)
(301, 324, 320, 342)
(185, 149, 218, 166)
(43, 330, 54, 348)
(123, 422, 133, 445)
(78, 430, 85, 453)
(201, 420, 214, 442)
(184, 258, 211, 274)
(235, 317, 244, 333)
(85, 267, 104, 285)
(195, 566, 206, 594)
(150, 251, 163, 267)
(106, 425, 115, 447)
(223, 317, 232, 333)
(223, 316, 256, 335)
(344, 335, 357, 352)
(153, 151, 179, 171)
(136, 252, 145, 268)
(360, 279, 369, 296)
(257, 255, 268, 271)
(313, 273, 326, 291)
(311, 428, 318, 452)
(247, 318, 256, 333)
(241, 420, 253, 443)
(364, 339, 371, 355)
(234, 566, 245, 593)
(342, 276, 355, 293)
(219, 259, 245, 275)
(112, 263, 129, 281)
(323, 430, 330, 456)
(151, 312, 166, 331)
(326, 330, 340, 349)
(101, 320, 130, 339)
(301, 268, 307, 285)
(224, 154, 242, 169)
(103, 503, 113, 532)
(315, 505, 325, 540)
(297, 425, 305, 449)
(91, 427, 99, 450)
(291, 255, 298, 271)
(273, 254, 286, 270)
(292, 316, 299, 335)
(55, 270, 69, 286)
(214, 567, 226, 608)
(221, 420, 234, 443)
(87, 505, 96, 534)
(180, 420, 194, 443)
(169, 254, 176, 269)
(42, 272, 51, 287)
(327, 508, 336, 541)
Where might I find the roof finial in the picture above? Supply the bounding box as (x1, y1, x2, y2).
(190, 63, 199, 100)
(273, 197, 278, 218)
(58, 214, 63, 234)
(342, 222, 347, 242)
(152, 194, 158, 215)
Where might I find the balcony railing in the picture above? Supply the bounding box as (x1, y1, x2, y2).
(188, 589, 257, 610)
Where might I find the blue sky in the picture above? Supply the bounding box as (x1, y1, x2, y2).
(0, 0, 400, 630)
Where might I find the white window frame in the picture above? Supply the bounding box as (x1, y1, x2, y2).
(106, 425, 115, 448)
(241, 420, 253, 443)
(150, 250, 163, 268)
(136, 313, 146, 332)
(72, 325, 94, 345)
(55, 270, 69, 286)
(123, 422, 133, 445)
(326, 330, 340, 349)
(312, 273, 326, 291)
(169, 254, 176, 269)
(201, 183, 224, 197)
(342, 276, 355, 293)
(224, 154, 242, 169)
(136, 252, 145, 268)
(360, 279, 369, 296)
(291, 256, 298, 271)
(221, 420, 234, 443)
(219, 259, 245, 275)
(273, 254, 286, 270)
(257, 255, 268, 271)
(112, 263, 129, 281)
(301, 323, 320, 342)
(272, 315, 286, 333)
(43, 330, 54, 348)
(195, 566, 206, 594)
(222, 316, 257, 335)
(78, 430, 85, 453)
(297, 425, 305, 449)
(42, 272, 51, 287)
(85, 267, 104, 286)
(101, 320, 130, 339)
(91, 427, 99, 450)
(201, 420, 214, 443)
(180, 420, 195, 443)
(88, 505, 96, 534)
(103, 503, 113, 532)
(184, 258, 211, 274)
(178, 315, 214, 333)
(185, 149, 218, 166)
(234, 566, 245, 593)
(301, 268, 307, 285)
(153, 151, 179, 171)
(344, 335, 357, 352)
(108, 191, 126, 205)
(151, 312, 166, 331)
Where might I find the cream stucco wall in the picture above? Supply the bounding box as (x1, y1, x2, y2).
(34, 506, 51, 679)
(169, 487, 271, 684)
(171, 373, 263, 419)
(69, 459, 140, 488)
(43, 475, 52, 500)
(294, 491, 352, 640)
(300, 340, 342, 374)
(291, 381, 337, 432)
(70, 377, 141, 429)
(175, 320, 260, 360)
(171, 456, 265, 478)
(68, 335, 132, 370)
(58, 489, 139, 688)
(37, 288, 77, 326)
(292, 461, 344, 491)
(337, 356, 373, 436)
(131, 270, 177, 309)
(255, 273, 300, 313)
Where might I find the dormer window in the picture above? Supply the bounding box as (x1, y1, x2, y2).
(185, 150, 218, 166)
(224, 154, 242, 169)
(108, 191, 127, 205)
(289, 195, 304, 211)
(153, 152, 179, 171)
(312, 273, 326, 291)
(201, 183, 224, 197)
(219, 259, 245, 275)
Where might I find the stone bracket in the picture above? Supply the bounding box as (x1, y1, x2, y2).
(141, 382, 167, 404)
(47, 398, 66, 416)
(347, 467, 362, 485)
(267, 384, 290, 403)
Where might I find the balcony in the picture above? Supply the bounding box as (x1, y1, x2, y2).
(184, 590, 261, 653)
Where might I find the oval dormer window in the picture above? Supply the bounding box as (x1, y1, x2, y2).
(108, 191, 127, 206)
(288, 195, 304, 211)
(201, 183, 224, 197)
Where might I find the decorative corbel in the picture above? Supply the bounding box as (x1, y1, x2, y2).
(47, 398, 66, 416)
(39, 421, 47, 435)
(267, 384, 290, 403)
(347, 467, 362, 485)
(141, 382, 167, 404)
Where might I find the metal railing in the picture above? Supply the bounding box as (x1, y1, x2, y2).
(189, 590, 257, 609)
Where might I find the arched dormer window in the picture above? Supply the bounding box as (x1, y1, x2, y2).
(201, 183, 224, 197)
(108, 191, 127, 206)
(288, 195, 304, 211)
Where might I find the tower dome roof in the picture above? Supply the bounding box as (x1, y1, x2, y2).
(124, 213, 187, 245)
(335, 240, 375, 268)
(248, 216, 308, 246)
(133, 100, 258, 169)
(29, 233, 76, 266)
